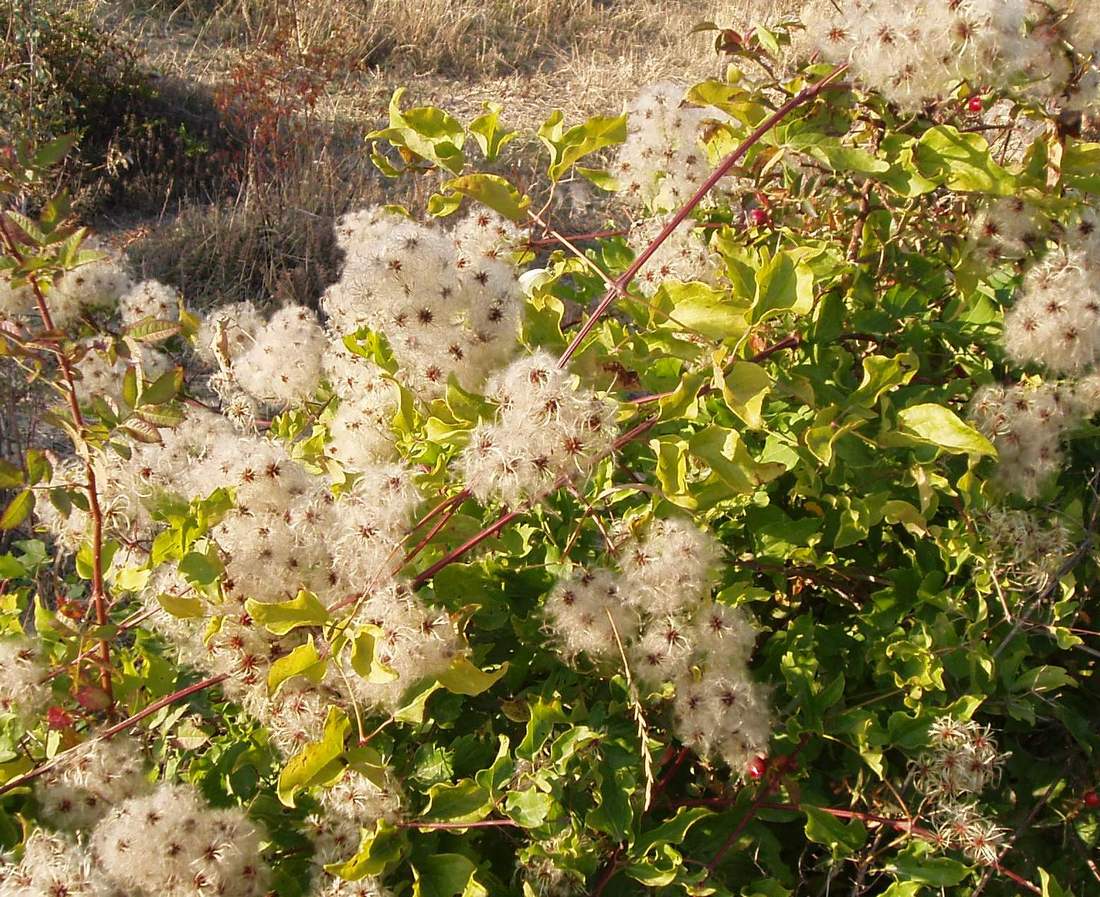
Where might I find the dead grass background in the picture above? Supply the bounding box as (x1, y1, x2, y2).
(61, 0, 802, 305)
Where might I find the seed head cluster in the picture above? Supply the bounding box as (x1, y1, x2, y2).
(321, 207, 522, 398)
(979, 508, 1073, 593)
(459, 351, 618, 506)
(0, 636, 51, 725)
(910, 716, 1010, 866)
(545, 518, 770, 776)
(92, 783, 271, 896)
(613, 82, 730, 214)
(1003, 213, 1100, 375)
(969, 377, 1100, 498)
(36, 736, 151, 831)
(805, 1, 1100, 111)
(3, 737, 271, 897)
(628, 216, 719, 296)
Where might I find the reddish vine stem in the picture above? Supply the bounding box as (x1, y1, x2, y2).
(0, 672, 229, 797)
(401, 493, 466, 565)
(589, 846, 624, 897)
(556, 64, 849, 368)
(0, 215, 113, 707)
(398, 818, 518, 830)
(526, 228, 628, 249)
(410, 415, 659, 588)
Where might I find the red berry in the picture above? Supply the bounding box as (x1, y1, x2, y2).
(747, 755, 768, 780)
(968, 96, 984, 113)
(1084, 790, 1100, 808)
(749, 208, 769, 227)
(46, 706, 74, 730)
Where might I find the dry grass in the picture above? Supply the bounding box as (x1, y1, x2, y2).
(90, 0, 802, 306)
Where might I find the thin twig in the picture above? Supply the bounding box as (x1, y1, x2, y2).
(0, 672, 228, 797)
(557, 64, 849, 368)
(0, 215, 114, 707)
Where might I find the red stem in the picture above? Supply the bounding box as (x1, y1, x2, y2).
(0, 216, 113, 707)
(526, 228, 628, 249)
(556, 64, 848, 368)
(398, 818, 518, 830)
(410, 415, 658, 588)
(0, 672, 228, 797)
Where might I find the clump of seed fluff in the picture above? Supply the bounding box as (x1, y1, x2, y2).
(35, 735, 151, 831)
(321, 207, 523, 399)
(629, 216, 720, 296)
(459, 351, 618, 507)
(545, 517, 770, 776)
(612, 82, 736, 214)
(968, 377, 1100, 499)
(979, 507, 1074, 593)
(910, 716, 1011, 866)
(1002, 211, 1100, 375)
(307, 768, 403, 897)
(0, 829, 115, 897)
(0, 636, 52, 725)
(802, 0, 1100, 112)
(91, 783, 271, 897)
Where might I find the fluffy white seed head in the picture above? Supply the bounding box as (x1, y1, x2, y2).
(460, 352, 618, 506)
(118, 280, 180, 328)
(322, 207, 522, 398)
(36, 735, 151, 831)
(232, 304, 326, 405)
(91, 783, 271, 897)
(0, 637, 51, 725)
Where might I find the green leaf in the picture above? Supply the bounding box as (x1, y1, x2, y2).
(178, 549, 223, 586)
(137, 367, 182, 406)
(268, 638, 327, 694)
(325, 820, 406, 880)
(0, 459, 23, 489)
(437, 656, 508, 696)
(434, 174, 530, 222)
(1062, 139, 1100, 194)
(915, 126, 1015, 194)
(634, 806, 714, 856)
(276, 706, 348, 806)
(422, 779, 493, 824)
(469, 102, 518, 161)
(587, 761, 634, 842)
(717, 360, 772, 429)
(689, 426, 786, 495)
(886, 842, 969, 886)
(413, 854, 480, 897)
(803, 806, 867, 857)
(657, 281, 750, 341)
(369, 88, 467, 175)
(349, 628, 398, 683)
(125, 317, 181, 343)
(24, 450, 50, 486)
(895, 404, 995, 457)
(752, 251, 814, 322)
(504, 789, 554, 828)
(538, 111, 627, 181)
(518, 696, 569, 760)
(246, 590, 330, 636)
(0, 554, 26, 578)
(849, 352, 919, 409)
(0, 490, 34, 530)
(1013, 665, 1075, 694)
(156, 591, 205, 618)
